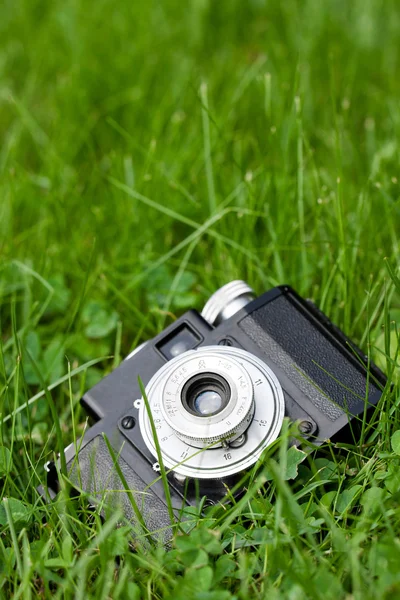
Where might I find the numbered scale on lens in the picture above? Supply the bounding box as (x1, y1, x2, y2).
(138, 346, 285, 479)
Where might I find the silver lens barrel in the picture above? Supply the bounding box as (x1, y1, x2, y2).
(201, 280, 256, 326)
(138, 345, 285, 479)
(159, 350, 255, 448)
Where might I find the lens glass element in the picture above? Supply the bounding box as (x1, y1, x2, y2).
(194, 390, 223, 415)
(181, 373, 231, 418)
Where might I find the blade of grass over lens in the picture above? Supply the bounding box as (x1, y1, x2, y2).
(138, 376, 176, 529)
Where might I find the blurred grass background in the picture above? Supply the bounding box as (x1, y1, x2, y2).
(1, 0, 400, 598)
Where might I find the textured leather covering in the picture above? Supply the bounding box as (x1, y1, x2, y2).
(67, 435, 175, 544)
(239, 295, 380, 421)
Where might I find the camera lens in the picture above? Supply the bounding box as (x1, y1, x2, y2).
(139, 346, 285, 478)
(181, 373, 231, 417)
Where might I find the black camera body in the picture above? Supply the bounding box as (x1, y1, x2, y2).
(44, 282, 385, 540)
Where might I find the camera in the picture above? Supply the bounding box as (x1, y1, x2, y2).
(43, 281, 386, 541)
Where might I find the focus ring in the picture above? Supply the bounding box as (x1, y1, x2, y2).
(173, 401, 255, 446)
(160, 351, 254, 449)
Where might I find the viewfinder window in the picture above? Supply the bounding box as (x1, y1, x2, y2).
(156, 324, 202, 360)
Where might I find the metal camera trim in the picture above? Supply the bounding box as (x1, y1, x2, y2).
(138, 346, 285, 479)
(201, 280, 256, 326)
(159, 351, 254, 447)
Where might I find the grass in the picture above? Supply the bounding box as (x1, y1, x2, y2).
(1, 0, 400, 597)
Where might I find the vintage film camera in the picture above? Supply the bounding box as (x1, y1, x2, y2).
(44, 281, 386, 538)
